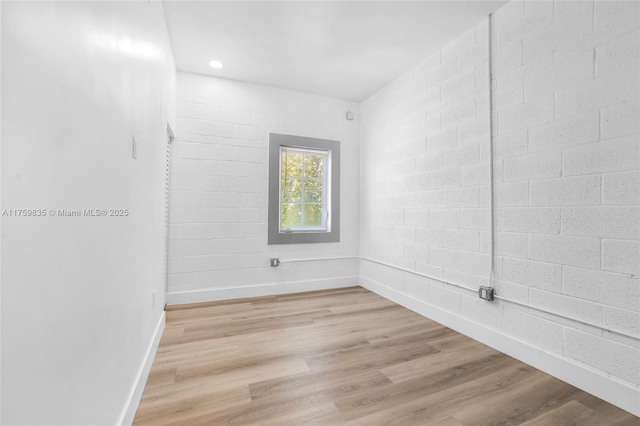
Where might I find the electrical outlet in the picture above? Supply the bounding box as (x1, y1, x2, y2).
(478, 286, 494, 301)
(270, 258, 280, 267)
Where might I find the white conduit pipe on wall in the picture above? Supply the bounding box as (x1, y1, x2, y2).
(277, 256, 359, 264)
(487, 13, 496, 291)
(279, 255, 639, 341)
(362, 256, 639, 339)
(360, 257, 640, 340)
(276, 16, 638, 343)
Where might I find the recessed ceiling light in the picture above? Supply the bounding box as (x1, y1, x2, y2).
(209, 60, 223, 69)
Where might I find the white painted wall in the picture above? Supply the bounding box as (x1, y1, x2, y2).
(360, 0, 639, 416)
(1, 0, 636, 422)
(360, 19, 492, 290)
(168, 72, 359, 304)
(0, 2, 3, 421)
(1, 2, 175, 424)
(491, 0, 639, 388)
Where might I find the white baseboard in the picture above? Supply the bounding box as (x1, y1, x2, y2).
(360, 277, 640, 418)
(167, 276, 359, 305)
(118, 311, 166, 426)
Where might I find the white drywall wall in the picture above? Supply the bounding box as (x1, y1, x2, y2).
(1, 2, 175, 424)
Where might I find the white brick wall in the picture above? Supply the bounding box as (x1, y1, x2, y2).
(603, 171, 640, 206)
(361, 18, 492, 305)
(530, 235, 601, 269)
(502, 149, 562, 182)
(530, 176, 601, 206)
(563, 266, 639, 312)
(361, 0, 640, 391)
(169, 72, 359, 295)
(602, 239, 640, 275)
(563, 135, 640, 176)
(562, 207, 640, 239)
(491, 0, 640, 388)
(601, 100, 640, 139)
(565, 329, 640, 386)
(503, 257, 561, 292)
(503, 308, 564, 355)
(604, 307, 640, 341)
(528, 111, 600, 152)
(502, 207, 561, 234)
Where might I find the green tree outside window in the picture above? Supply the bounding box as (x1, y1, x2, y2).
(280, 148, 328, 229)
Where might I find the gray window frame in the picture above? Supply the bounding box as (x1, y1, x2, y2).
(268, 133, 340, 244)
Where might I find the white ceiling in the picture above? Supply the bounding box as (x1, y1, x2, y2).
(163, 1, 508, 102)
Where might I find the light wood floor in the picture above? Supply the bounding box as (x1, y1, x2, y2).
(134, 287, 639, 425)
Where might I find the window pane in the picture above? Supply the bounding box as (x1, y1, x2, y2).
(304, 154, 324, 178)
(304, 179, 323, 202)
(281, 203, 302, 227)
(282, 151, 303, 177)
(269, 134, 340, 244)
(304, 204, 323, 226)
(281, 178, 302, 202)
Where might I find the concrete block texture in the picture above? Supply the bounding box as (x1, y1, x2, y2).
(563, 266, 640, 312)
(528, 111, 600, 153)
(360, 2, 639, 395)
(563, 135, 640, 176)
(171, 72, 360, 297)
(530, 288, 603, 326)
(502, 207, 561, 234)
(529, 176, 601, 206)
(565, 329, 640, 386)
(601, 100, 640, 140)
(602, 239, 640, 275)
(503, 257, 561, 292)
(530, 235, 600, 269)
(503, 150, 562, 182)
(562, 207, 640, 239)
(555, 67, 640, 119)
(603, 307, 640, 340)
(503, 307, 564, 355)
(603, 172, 640, 206)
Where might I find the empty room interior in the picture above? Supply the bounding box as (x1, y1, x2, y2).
(1, 0, 639, 425)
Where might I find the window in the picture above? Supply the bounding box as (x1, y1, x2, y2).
(268, 133, 340, 244)
(280, 146, 329, 230)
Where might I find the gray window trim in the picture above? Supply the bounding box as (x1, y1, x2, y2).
(268, 133, 340, 244)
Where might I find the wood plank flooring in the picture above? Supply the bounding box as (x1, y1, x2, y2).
(134, 287, 639, 426)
